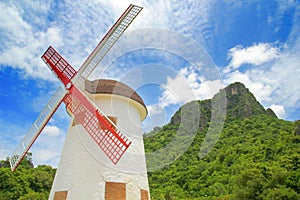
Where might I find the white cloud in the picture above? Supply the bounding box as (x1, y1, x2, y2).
(30, 125, 66, 167)
(0, 0, 216, 81)
(270, 104, 286, 119)
(142, 66, 223, 132)
(194, 79, 224, 100)
(158, 66, 224, 108)
(0, 3, 31, 41)
(0, 123, 65, 166)
(100, 0, 213, 39)
(159, 74, 195, 107)
(100, 0, 169, 28)
(221, 2, 300, 121)
(226, 43, 280, 71)
(0, 1, 62, 80)
(224, 38, 300, 120)
(143, 104, 168, 132)
(43, 125, 61, 137)
(33, 149, 61, 166)
(147, 104, 165, 116)
(224, 70, 273, 103)
(0, 1, 110, 80)
(0, 135, 13, 161)
(180, 66, 224, 100)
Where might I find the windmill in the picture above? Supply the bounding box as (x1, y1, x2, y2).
(9, 4, 150, 200)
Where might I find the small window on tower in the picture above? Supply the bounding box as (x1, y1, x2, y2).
(141, 189, 149, 200)
(54, 191, 68, 200)
(108, 116, 117, 125)
(105, 182, 126, 200)
(99, 116, 117, 130)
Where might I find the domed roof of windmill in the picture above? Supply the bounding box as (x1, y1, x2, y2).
(85, 79, 147, 120)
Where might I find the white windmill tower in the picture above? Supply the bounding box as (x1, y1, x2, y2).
(9, 4, 150, 200)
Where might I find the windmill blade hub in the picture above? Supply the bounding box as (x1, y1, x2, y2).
(66, 82, 72, 90)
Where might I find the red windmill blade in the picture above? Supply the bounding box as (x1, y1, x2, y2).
(9, 4, 143, 172)
(43, 46, 131, 164)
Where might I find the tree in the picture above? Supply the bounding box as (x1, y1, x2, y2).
(0, 168, 29, 200)
(0, 155, 55, 199)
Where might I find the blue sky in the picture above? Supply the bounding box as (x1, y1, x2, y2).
(0, 0, 299, 167)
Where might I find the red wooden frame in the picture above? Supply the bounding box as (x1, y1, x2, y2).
(41, 46, 77, 87)
(63, 85, 131, 164)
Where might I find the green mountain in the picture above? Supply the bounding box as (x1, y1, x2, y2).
(144, 82, 300, 200)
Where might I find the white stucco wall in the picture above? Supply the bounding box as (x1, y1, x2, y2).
(48, 94, 149, 200)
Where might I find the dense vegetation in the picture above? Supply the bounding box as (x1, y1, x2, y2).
(1, 82, 299, 199)
(144, 82, 300, 199)
(0, 154, 56, 199)
(145, 113, 300, 199)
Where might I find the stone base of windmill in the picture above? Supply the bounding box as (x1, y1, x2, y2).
(48, 80, 150, 200)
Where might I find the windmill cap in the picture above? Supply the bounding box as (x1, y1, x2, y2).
(85, 79, 148, 120)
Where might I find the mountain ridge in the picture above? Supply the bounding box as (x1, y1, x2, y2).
(169, 82, 278, 132)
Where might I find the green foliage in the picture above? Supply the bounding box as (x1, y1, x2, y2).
(145, 113, 300, 199)
(144, 82, 300, 199)
(18, 192, 48, 200)
(0, 156, 56, 200)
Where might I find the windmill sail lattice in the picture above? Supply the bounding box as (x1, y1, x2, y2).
(42, 46, 77, 87)
(9, 4, 142, 172)
(74, 4, 143, 90)
(9, 87, 66, 171)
